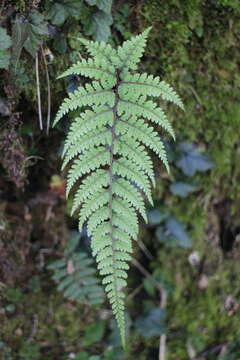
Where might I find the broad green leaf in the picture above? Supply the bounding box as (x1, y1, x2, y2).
(86, 0, 113, 14)
(0, 27, 12, 49)
(11, 18, 29, 72)
(135, 308, 166, 338)
(82, 321, 106, 346)
(23, 11, 48, 57)
(88, 11, 113, 41)
(0, 27, 12, 69)
(147, 207, 170, 226)
(176, 142, 213, 177)
(156, 218, 192, 249)
(48, 3, 68, 25)
(170, 182, 198, 198)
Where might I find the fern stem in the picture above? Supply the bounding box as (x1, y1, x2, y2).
(108, 72, 126, 347)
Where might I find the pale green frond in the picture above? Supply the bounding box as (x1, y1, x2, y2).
(54, 83, 115, 126)
(66, 149, 110, 196)
(112, 178, 147, 221)
(97, 257, 113, 270)
(114, 138, 155, 185)
(55, 28, 182, 347)
(62, 108, 113, 157)
(78, 190, 109, 231)
(112, 197, 139, 231)
(48, 234, 104, 305)
(112, 214, 138, 239)
(77, 37, 117, 66)
(119, 72, 184, 109)
(113, 158, 153, 204)
(58, 58, 116, 83)
(116, 117, 169, 172)
(115, 252, 132, 262)
(113, 237, 133, 253)
(118, 98, 175, 139)
(71, 170, 109, 215)
(93, 237, 113, 259)
(116, 27, 151, 70)
(87, 206, 110, 235)
(62, 129, 111, 169)
(113, 228, 132, 246)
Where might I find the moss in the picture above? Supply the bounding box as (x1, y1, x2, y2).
(135, 1, 240, 356)
(1, 283, 103, 358)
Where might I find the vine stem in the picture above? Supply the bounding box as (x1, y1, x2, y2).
(41, 46, 51, 135)
(35, 51, 43, 131)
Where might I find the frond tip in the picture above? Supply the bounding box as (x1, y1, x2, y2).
(54, 28, 183, 347)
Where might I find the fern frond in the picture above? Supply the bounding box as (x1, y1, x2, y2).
(71, 170, 109, 216)
(115, 137, 155, 186)
(66, 148, 110, 196)
(58, 58, 116, 88)
(54, 83, 114, 126)
(116, 27, 152, 70)
(112, 178, 147, 221)
(116, 117, 169, 172)
(77, 37, 117, 66)
(118, 97, 175, 140)
(62, 129, 111, 169)
(113, 158, 153, 204)
(62, 107, 113, 158)
(48, 234, 104, 305)
(119, 72, 184, 109)
(55, 28, 183, 346)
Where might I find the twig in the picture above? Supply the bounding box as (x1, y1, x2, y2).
(159, 334, 167, 360)
(138, 239, 154, 260)
(126, 284, 143, 302)
(131, 259, 167, 360)
(192, 342, 230, 360)
(27, 314, 38, 343)
(41, 46, 51, 135)
(132, 259, 166, 305)
(35, 51, 43, 131)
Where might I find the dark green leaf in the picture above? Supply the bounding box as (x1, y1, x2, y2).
(82, 321, 105, 346)
(23, 12, 48, 57)
(176, 142, 213, 177)
(85, 0, 112, 14)
(170, 182, 198, 197)
(88, 11, 113, 41)
(0, 27, 12, 49)
(156, 218, 192, 249)
(135, 308, 166, 338)
(147, 207, 170, 226)
(48, 3, 68, 26)
(75, 351, 89, 360)
(0, 27, 12, 69)
(62, 0, 85, 16)
(53, 34, 67, 54)
(11, 19, 29, 72)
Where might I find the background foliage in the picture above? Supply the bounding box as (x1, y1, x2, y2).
(0, 0, 240, 359)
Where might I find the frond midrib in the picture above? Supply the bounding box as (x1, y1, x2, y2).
(107, 70, 126, 345)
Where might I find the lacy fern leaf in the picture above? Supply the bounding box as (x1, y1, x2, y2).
(54, 28, 183, 347)
(48, 234, 104, 306)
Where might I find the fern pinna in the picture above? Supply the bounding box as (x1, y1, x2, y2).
(53, 28, 183, 346)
